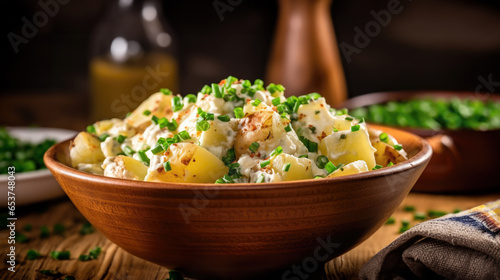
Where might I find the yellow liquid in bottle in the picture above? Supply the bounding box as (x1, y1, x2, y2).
(90, 53, 178, 121)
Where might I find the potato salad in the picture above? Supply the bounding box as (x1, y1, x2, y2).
(70, 77, 407, 183)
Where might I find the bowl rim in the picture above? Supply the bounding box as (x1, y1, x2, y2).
(44, 124, 432, 192)
(342, 91, 500, 133)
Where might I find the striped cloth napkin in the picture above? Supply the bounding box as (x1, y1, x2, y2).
(359, 199, 500, 280)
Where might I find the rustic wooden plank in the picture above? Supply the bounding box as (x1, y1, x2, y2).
(1, 192, 498, 280)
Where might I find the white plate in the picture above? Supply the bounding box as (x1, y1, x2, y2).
(0, 127, 77, 206)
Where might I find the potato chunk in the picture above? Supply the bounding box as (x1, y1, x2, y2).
(125, 92, 173, 131)
(327, 160, 369, 178)
(271, 153, 312, 181)
(70, 132, 105, 168)
(103, 156, 148, 180)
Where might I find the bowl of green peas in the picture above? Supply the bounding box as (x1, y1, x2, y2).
(0, 127, 77, 205)
(344, 91, 500, 193)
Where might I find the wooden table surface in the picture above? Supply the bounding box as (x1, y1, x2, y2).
(1, 191, 498, 280)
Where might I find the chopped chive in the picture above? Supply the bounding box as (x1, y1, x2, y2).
(205, 113, 215, 121)
(123, 146, 135, 156)
(385, 217, 396, 225)
(89, 246, 101, 259)
(27, 249, 40, 260)
(249, 142, 260, 153)
(79, 254, 90, 261)
(53, 223, 65, 235)
(98, 133, 110, 142)
(256, 174, 265, 183)
(393, 144, 403, 151)
(336, 108, 348, 115)
(80, 222, 94, 235)
(242, 80, 251, 88)
(164, 161, 171, 172)
(215, 178, 225, 184)
(177, 130, 191, 140)
(333, 127, 339, 132)
(379, 132, 389, 143)
(340, 134, 346, 140)
(40, 226, 50, 238)
(413, 212, 426, 221)
(403, 205, 416, 212)
(359, 118, 365, 123)
(196, 120, 211, 131)
(372, 164, 383, 170)
(151, 145, 164, 155)
(315, 155, 329, 169)
(272, 98, 281, 106)
(217, 115, 230, 122)
(283, 163, 291, 172)
(387, 162, 394, 167)
(185, 94, 197, 103)
(116, 135, 127, 144)
(427, 209, 447, 218)
(315, 110, 320, 115)
(143, 109, 151, 116)
(247, 88, 256, 97)
(260, 159, 271, 168)
(160, 88, 172, 95)
(234, 107, 244, 118)
(138, 150, 150, 166)
(270, 146, 283, 157)
(254, 79, 264, 87)
(401, 220, 410, 227)
(86, 125, 96, 134)
(16, 233, 29, 243)
(325, 161, 336, 173)
(51, 250, 70, 260)
(151, 115, 159, 125)
(345, 117, 354, 121)
(172, 96, 183, 112)
(212, 83, 223, 98)
(299, 155, 308, 158)
(314, 175, 325, 179)
(284, 124, 292, 132)
(453, 208, 461, 214)
(351, 124, 360, 132)
(201, 85, 211, 94)
(251, 99, 262, 106)
(222, 148, 235, 165)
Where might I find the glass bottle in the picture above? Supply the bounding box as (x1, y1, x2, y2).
(90, 0, 178, 121)
(266, 0, 347, 107)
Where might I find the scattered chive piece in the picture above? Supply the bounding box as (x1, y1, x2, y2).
(16, 233, 29, 243)
(217, 115, 230, 122)
(160, 88, 172, 95)
(372, 164, 383, 170)
(351, 124, 360, 132)
(164, 161, 172, 172)
(272, 98, 281, 106)
(252, 99, 262, 106)
(143, 109, 151, 116)
(185, 94, 197, 103)
(325, 161, 336, 174)
(314, 175, 325, 179)
(172, 96, 183, 112)
(385, 217, 396, 225)
(345, 117, 354, 121)
(427, 209, 447, 218)
(234, 107, 244, 118)
(315, 110, 320, 115)
(283, 163, 291, 172)
(333, 127, 339, 132)
(89, 246, 102, 259)
(299, 155, 308, 158)
(80, 222, 94, 235)
(403, 205, 416, 212)
(256, 174, 265, 183)
(260, 159, 271, 168)
(379, 132, 389, 143)
(340, 134, 346, 140)
(453, 208, 461, 214)
(51, 250, 70, 260)
(116, 135, 127, 144)
(53, 223, 65, 235)
(138, 150, 150, 166)
(315, 155, 329, 169)
(27, 249, 40, 260)
(387, 162, 394, 167)
(98, 133, 110, 142)
(393, 144, 403, 151)
(249, 142, 260, 153)
(401, 220, 410, 227)
(336, 108, 348, 115)
(24, 224, 32, 232)
(298, 136, 318, 153)
(212, 83, 223, 98)
(86, 125, 96, 134)
(242, 80, 251, 88)
(151, 115, 159, 125)
(201, 85, 211, 94)
(284, 124, 292, 132)
(205, 113, 215, 121)
(270, 146, 283, 157)
(359, 118, 365, 123)
(196, 120, 211, 131)
(40, 226, 50, 238)
(151, 145, 164, 155)
(177, 130, 191, 140)
(222, 148, 235, 166)
(414, 212, 427, 221)
(123, 145, 135, 156)
(79, 254, 90, 261)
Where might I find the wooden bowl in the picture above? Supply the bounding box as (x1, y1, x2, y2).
(44, 125, 431, 279)
(343, 91, 500, 193)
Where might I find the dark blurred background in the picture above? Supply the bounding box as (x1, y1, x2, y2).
(1, 0, 500, 128)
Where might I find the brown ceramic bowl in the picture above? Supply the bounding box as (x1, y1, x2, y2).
(343, 91, 500, 193)
(44, 125, 431, 280)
